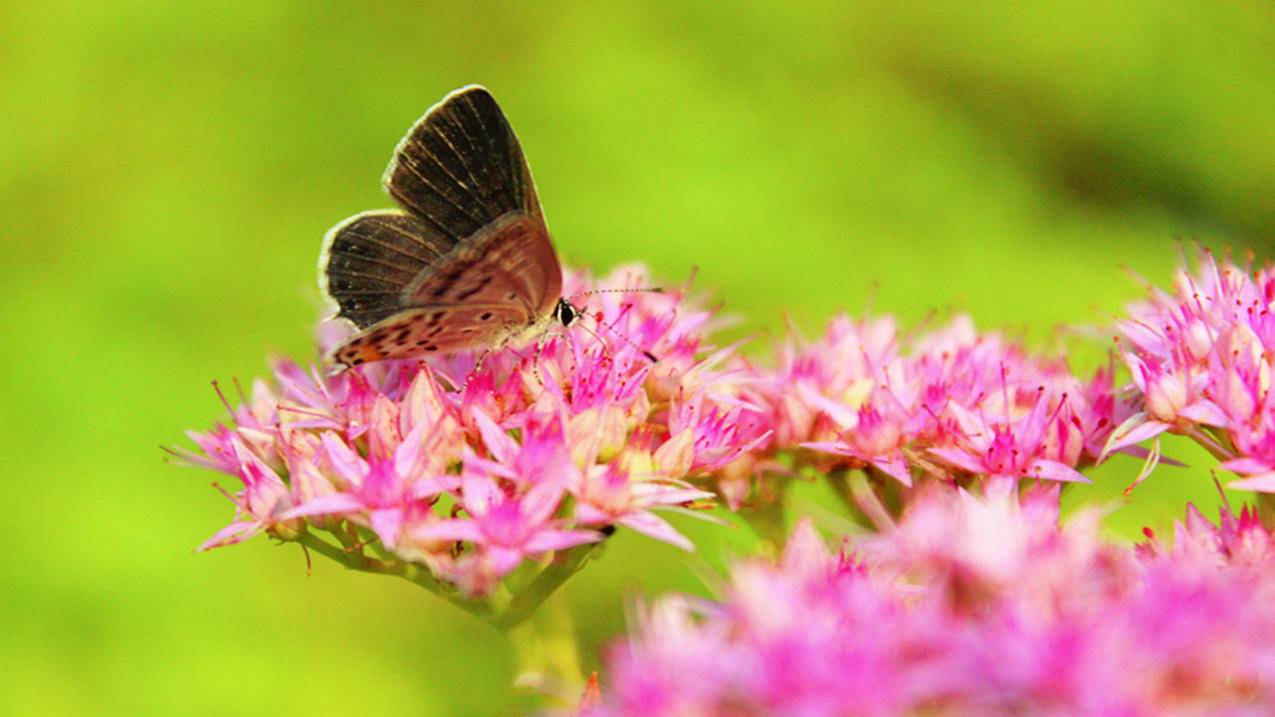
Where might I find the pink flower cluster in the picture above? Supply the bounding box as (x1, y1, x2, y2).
(1108, 250, 1275, 490)
(176, 267, 767, 596)
(746, 312, 1127, 498)
(595, 487, 1275, 716)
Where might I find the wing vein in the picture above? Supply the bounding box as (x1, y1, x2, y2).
(397, 154, 490, 228)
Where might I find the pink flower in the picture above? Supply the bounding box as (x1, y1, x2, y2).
(769, 313, 1102, 492)
(197, 439, 297, 551)
(282, 426, 457, 549)
(179, 266, 757, 596)
(408, 468, 599, 578)
(802, 391, 913, 485)
(573, 462, 713, 551)
(1107, 249, 1275, 492)
(928, 390, 1090, 488)
(595, 488, 1275, 715)
(1143, 498, 1275, 567)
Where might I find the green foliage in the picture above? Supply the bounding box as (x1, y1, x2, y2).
(3, 2, 1272, 713)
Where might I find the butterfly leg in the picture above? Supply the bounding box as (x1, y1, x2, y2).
(529, 338, 548, 390)
(460, 348, 494, 393)
(531, 330, 571, 390)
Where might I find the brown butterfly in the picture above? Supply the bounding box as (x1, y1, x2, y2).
(319, 85, 580, 368)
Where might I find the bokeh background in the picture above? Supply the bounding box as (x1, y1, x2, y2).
(4, 2, 1274, 714)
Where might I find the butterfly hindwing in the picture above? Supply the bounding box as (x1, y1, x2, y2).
(405, 213, 562, 316)
(321, 210, 457, 328)
(329, 303, 529, 367)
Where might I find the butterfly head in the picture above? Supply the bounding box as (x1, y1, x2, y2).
(553, 298, 580, 328)
(556, 294, 660, 363)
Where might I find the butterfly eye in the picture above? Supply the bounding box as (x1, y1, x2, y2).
(555, 299, 579, 327)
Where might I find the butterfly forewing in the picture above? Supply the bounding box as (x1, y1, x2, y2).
(384, 85, 541, 242)
(320, 85, 565, 368)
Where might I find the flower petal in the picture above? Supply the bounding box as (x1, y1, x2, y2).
(617, 511, 695, 551)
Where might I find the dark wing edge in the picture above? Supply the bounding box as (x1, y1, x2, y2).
(380, 85, 547, 247)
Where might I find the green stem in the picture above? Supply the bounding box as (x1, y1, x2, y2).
(296, 531, 494, 622)
(1256, 494, 1275, 531)
(1181, 424, 1237, 462)
(506, 591, 584, 702)
(299, 526, 604, 633)
(735, 475, 791, 551)
(493, 542, 599, 632)
(829, 469, 896, 533)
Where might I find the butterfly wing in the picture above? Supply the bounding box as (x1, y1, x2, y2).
(328, 303, 530, 367)
(404, 213, 562, 311)
(320, 210, 454, 328)
(384, 85, 562, 314)
(385, 86, 541, 239)
(320, 85, 563, 340)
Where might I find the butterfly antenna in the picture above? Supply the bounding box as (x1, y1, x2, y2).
(568, 287, 666, 302)
(572, 320, 618, 364)
(584, 306, 659, 363)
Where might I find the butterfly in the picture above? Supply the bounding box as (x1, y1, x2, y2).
(319, 85, 583, 369)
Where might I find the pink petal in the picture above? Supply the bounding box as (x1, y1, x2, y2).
(485, 546, 525, 576)
(1221, 457, 1275, 476)
(460, 474, 502, 516)
(575, 503, 612, 525)
(289, 459, 337, 505)
(1121, 352, 1152, 392)
(617, 511, 694, 551)
(801, 440, 852, 456)
(781, 520, 831, 573)
(1026, 459, 1091, 483)
(197, 520, 263, 551)
(409, 474, 461, 498)
(1099, 413, 1169, 461)
(281, 493, 364, 519)
(945, 402, 989, 448)
(322, 432, 368, 486)
(796, 385, 859, 428)
(524, 528, 603, 553)
(631, 483, 715, 508)
(929, 447, 986, 474)
(871, 456, 913, 487)
(521, 481, 568, 525)
(1178, 400, 1228, 427)
(410, 519, 485, 544)
(1228, 473, 1275, 492)
(393, 419, 432, 479)
(462, 453, 519, 481)
(473, 408, 518, 464)
(370, 508, 404, 549)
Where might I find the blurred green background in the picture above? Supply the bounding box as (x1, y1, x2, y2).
(4, 1, 1274, 714)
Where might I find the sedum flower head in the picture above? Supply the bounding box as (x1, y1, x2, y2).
(1107, 249, 1275, 491)
(752, 312, 1117, 497)
(595, 487, 1275, 716)
(177, 266, 762, 596)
